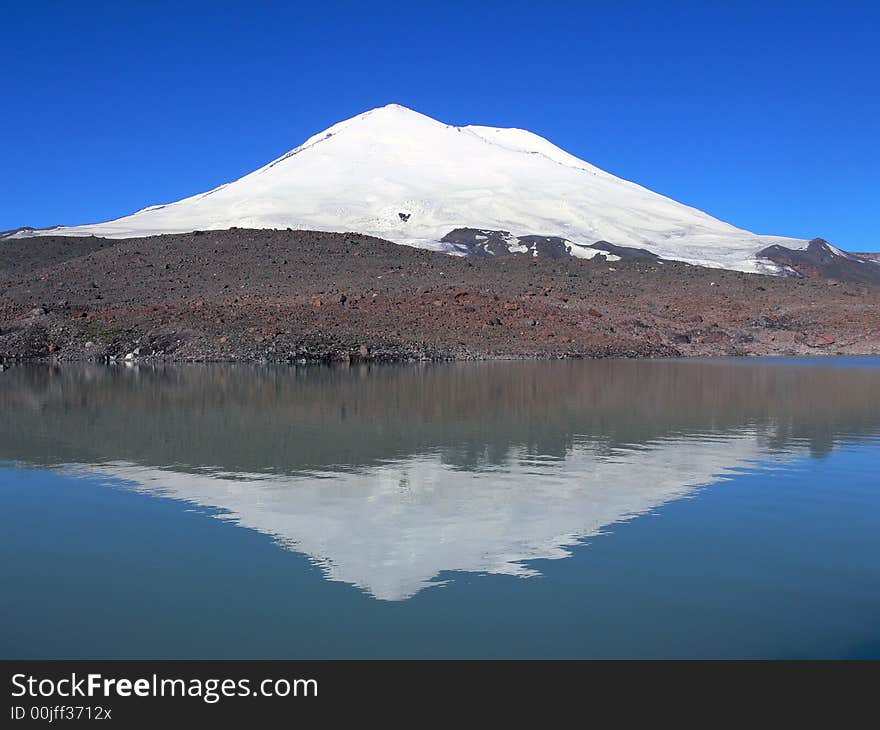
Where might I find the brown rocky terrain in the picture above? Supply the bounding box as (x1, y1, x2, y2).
(1, 228, 878, 362)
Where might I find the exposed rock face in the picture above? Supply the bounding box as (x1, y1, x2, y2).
(513, 235, 575, 259)
(589, 241, 660, 261)
(0, 226, 38, 238)
(440, 228, 663, 261)
(757, 238, 880, 285)
(440, 228, 525, 257)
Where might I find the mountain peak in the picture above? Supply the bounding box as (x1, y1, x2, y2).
(377, 102, 417, 112)
(344, 103, 440, 127)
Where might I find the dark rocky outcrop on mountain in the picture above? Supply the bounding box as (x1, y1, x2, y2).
(440, 228, 522, 257)
(440, 228, 663, 261)
(757, 238, 880, 285)
(590, 240, 660, 261)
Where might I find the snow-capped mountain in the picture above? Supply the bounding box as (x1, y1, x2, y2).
(5, 103, 860, 274)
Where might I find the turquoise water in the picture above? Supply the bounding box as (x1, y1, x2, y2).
(1, 359, 879, 658)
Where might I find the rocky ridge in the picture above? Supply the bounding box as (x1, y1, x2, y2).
(1, 229, 878, 363)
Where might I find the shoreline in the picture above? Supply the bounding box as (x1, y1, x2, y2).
(3, 350, 878, 367)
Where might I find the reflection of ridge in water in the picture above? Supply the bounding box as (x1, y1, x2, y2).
(74, 429, 786, 601)
(5, 359, 880, 602)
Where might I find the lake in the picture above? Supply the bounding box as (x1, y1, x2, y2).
(1, 358, 879, 659)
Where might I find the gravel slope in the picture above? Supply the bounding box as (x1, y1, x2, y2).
(1, 229, 878, 362)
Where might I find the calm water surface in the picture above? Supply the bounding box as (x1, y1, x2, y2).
(1, 358, 879, 658)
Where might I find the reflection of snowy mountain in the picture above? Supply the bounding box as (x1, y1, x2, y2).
(79, 431, 783, 601)
(8, 360, 878, 601)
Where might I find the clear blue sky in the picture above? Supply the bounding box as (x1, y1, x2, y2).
(1, 1, 877, 249)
